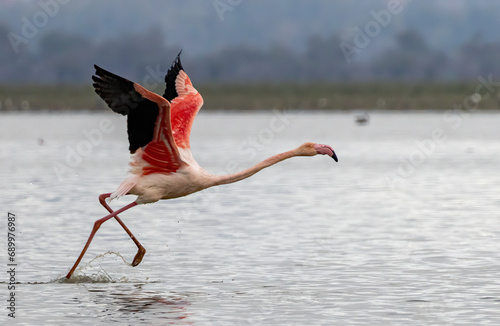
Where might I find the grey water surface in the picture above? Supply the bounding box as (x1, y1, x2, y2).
(1, 111, 499, 325)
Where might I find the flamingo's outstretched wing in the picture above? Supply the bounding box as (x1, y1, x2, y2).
(93, 65, 185, 174)
(162, 52, 204, 149)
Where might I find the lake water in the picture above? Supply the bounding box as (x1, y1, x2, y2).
(1, 110, 500, 325)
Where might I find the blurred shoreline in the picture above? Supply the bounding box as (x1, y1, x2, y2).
(1, 82, 498, 112)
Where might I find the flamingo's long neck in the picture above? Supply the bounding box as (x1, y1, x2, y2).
(209, 149, 299, 187)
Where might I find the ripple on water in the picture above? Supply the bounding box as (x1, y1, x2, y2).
(2, 112, 500, 325)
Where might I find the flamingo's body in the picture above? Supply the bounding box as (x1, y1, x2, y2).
(66, 52, 337, 279)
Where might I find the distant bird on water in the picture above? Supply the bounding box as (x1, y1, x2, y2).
(355, 112, 370, 126)
(66, 52, 338, 279)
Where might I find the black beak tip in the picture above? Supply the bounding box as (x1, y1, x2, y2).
(332, 151, 338, 162)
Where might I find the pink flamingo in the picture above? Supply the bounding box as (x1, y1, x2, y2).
(66, 53, 337, 279)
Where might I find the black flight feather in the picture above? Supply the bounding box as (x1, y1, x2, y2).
(163, 50, 184, 102)
(92, 64, 158, 154)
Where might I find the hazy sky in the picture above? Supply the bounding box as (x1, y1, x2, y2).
(2, 0, 500, 57)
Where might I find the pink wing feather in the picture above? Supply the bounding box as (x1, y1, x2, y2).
(170, 70, 203, 149)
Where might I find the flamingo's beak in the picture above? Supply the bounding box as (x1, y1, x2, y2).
(331, 150, 338, 162)
(314, 143, 338, 162)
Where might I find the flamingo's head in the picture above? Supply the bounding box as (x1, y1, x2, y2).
(299, 142, 338, 162)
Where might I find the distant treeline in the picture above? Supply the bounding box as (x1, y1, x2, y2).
(2, 23, 500, 84)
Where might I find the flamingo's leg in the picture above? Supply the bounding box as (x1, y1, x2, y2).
(99, 193, 146, 267)
(66, 201, 137, 279)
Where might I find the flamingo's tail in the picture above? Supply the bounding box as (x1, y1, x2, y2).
(110, 175, 138, 200)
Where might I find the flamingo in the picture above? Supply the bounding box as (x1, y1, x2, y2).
(66, 52, 338, 279)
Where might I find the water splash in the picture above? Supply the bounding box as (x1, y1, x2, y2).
(57, 251, 133, 283)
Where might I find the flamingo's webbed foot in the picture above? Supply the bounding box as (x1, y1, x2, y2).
(132, 246, 146, 267)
